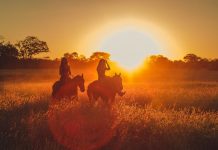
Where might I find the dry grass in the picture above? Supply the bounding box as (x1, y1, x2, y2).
(0, 79, 218, 150)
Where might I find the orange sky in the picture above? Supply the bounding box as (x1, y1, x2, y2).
(0, 0, 218, 60)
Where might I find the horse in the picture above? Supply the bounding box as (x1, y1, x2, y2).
(87, 73, 125, 104)
(52, 74, 85, 100)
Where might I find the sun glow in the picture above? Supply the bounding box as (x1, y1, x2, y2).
(82, 19, 181, 71)
(99, 27, 162, 70)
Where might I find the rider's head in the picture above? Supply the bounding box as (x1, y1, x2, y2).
(61, 57, 68, 66)
(98, 59, 106, 66)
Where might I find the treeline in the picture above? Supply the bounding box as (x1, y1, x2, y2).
(145, 54, 218, 71)
(0, 36, 54, 69)
(1, 36, 218, 71)
(0, 36, 111, 69)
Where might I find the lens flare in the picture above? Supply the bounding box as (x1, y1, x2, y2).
(48, 101, 117, 150)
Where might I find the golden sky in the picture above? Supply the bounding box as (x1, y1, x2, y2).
(1, 0, 218, 60)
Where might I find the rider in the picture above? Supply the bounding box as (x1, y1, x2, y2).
(96, 59, 125, 97)
(97, 59, 110, 81)
(59, 57, 71, 83)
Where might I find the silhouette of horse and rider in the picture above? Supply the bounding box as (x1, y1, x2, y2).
(52, 57, 125, 104)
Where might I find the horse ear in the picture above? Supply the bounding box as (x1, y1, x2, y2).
(119, 73, 121, 76)
(81, 74, 83, 77)
(115, 73, 117, 76)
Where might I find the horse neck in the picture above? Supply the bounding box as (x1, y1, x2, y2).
(108, 77, 119, 93)
(72, 77, 80, 87)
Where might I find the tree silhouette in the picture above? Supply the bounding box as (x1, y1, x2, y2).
(183, 54, 201, 63)
(148, 55, 171, 68)
(64, 52, 80, 60)
(16, 36, 49, 59)
(90, 52, 110, 61)
(1, 35, 218, 72)
(0, 42, 19, 69)
(0, 42, 19, 59)
(72, 52, 79, 60)
(79, 54, 86, 61)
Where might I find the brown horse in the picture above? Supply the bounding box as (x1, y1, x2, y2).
(52, 74, 85, 100)
(87, 73, 125, 104)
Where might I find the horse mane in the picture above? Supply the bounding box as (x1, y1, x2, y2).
(100, 75, 119, 91)
(72, 75, 82, 81)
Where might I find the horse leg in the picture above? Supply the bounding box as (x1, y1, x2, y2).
(87, 88, 93, 102)
(74, 95, 78, 101)
(111, 95, 116, 104)
(87, 89, 98, 105)
(101, 96, 109, 105)
(93, 94, 99, 101)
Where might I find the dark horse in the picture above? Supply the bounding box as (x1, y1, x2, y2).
(52, 74, 85, 100)
(87, 73, 125, 104)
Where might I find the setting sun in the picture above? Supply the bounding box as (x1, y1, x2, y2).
(99, 26, 161, 70)
(82, 19, 181, 71)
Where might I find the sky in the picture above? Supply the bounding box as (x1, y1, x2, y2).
(0, 0, 218, 60)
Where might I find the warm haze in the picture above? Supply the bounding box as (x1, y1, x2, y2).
(1, 1, 218, 150)
(1, 0, 218, 70)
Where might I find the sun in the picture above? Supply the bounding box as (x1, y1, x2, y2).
(98, 27, 162, 70)
(81, 19, 182, 71)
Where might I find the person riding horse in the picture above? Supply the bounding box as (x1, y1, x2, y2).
(52, 57, 124, 102)
(87, 59, 125, 104)
(59, 57, 71, 83)
(52, 57, 85, 99)
(97, 59, 110, 81)
(96, 59, 125, 97)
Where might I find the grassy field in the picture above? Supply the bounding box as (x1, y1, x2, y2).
(0, 70, 218, 150)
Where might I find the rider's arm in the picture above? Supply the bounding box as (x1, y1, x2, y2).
(106, 61, 110, 70)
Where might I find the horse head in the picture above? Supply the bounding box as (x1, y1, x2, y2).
(73, 74, 85, 92)
(113, 73, 125, 96)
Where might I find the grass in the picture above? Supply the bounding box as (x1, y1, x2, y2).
(0, 75, 218, 150)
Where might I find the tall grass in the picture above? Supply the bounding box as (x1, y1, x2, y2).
(0, 81, 218, 150)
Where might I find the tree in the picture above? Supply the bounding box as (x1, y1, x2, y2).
(149, 55, 171, 65)
(183, 54, 201, 63)
(71, 52, 79, 60)
(90, 52, 110, 61)
(0, 42, 19, 59)
(0, 42, 19, 69)
(64, 52, 79, 60)
(64, 53, 71, 59)
(79, 54, 86, 61)
(146, 55, 173, 70)
(16, 36, 49, 59)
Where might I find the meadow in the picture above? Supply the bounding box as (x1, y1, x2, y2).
(0, 69, 218, 150)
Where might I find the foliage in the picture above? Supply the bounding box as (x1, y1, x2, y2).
(90, 52, 110, 60)
(1, 37, 218, 72)
(15, 36, 49, 59)
(64, 52, 87, 62)
(183, 53, 202, 63)
(0, 42, 19, 59)
(148, 55, 171, 68)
